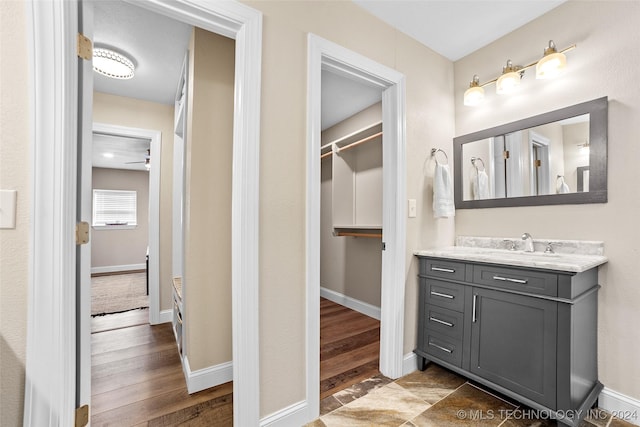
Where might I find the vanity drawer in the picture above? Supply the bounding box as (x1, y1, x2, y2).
(424, 331, 462, 368)
(424, 304, 463, 340)
(425, 279, 465, 312)
(473, 265, 558, 297)
(422, 258, 467, 282)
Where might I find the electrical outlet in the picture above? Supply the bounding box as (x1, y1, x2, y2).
(408, 199, 417, 218)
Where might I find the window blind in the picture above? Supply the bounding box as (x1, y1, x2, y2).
(92, 189, 137, 226)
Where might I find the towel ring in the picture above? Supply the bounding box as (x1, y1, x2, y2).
(471, 157, 485, 171)
(431, 148, 448, 164)
(556, 175, 565, 183)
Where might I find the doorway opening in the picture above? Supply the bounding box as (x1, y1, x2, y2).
(23, 0, 261, 425)
(319, 69, 384, 398)
(306, 34, 407, 419)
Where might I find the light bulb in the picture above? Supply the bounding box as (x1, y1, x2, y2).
(536, 40, 567, 79)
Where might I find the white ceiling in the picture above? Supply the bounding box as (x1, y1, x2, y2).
(93, 1, 192, 105)
(92, 1, 566, 166)
(353, 0, 567, 61)
(92, 133, 150, 171)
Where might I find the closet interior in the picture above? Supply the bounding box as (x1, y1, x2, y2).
(320, 95, 384, 396)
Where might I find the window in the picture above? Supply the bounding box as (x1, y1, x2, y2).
(92, 189, 137, 227)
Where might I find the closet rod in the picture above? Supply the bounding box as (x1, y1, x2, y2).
(337, 131, 382, 154)
(321, 120, 383, 150)
(336, 231, 383, 238)
(320, 151, 332, 160)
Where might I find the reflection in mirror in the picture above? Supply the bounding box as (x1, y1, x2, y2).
(461, 114, 591, 201)
(454, 97, 607, 209)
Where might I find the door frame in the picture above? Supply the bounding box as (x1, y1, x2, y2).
(305, 34, 407, 418)
(24, 1, 262, 425)
(92, 123, 162, 323)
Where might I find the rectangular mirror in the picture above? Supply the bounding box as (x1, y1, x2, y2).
(454, 97, 607, 208)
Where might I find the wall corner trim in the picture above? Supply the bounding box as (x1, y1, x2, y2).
(259, 400, 309, 427)
(599, 388, 640, 426)
(157, 309, 172, 325)
(182, 357, 233, 394)
(320, 287, 381, 320)
(402, 352, 418, 377)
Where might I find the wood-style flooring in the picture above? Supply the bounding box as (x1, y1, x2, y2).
(320, 297, 381, 399)
(90, 309, 233, 426)
(91, 299, 380, 425)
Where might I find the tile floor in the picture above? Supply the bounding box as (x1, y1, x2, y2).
(307, 363, 638, 427)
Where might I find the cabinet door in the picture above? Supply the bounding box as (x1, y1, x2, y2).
(470, 288, 557, 409)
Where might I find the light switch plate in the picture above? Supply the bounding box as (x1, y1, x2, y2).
(408, 199, 417, 218)
(0, 190, 17, 229)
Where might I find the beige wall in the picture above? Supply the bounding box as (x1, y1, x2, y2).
(91, 168, 150, 268)
(454, 0, 640, 402)
(0, 1, 29, 425)
(183, 28, 235, 370)
(93, 92, 174, 312)
(244, 0, 455, 416)
(321, 103, 382, 307)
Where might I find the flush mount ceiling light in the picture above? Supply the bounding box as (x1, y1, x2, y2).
(93, 48, 135, 80)
(464, 40, 575, 106)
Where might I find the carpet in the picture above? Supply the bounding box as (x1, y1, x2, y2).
(91, 272, 149, 316)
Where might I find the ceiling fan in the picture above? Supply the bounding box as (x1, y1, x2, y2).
(125, 148, 151, 170)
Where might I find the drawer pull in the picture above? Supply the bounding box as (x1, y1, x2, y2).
(429, 316, 454, 327)
(429, 341, 453, 354)
(430, 291, 454, 299)
(472, 294, 477, 323)
(493, 275, 528, 284)
(431, 267, 455, 273)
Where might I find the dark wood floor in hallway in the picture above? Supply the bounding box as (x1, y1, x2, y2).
(320, 297, 381, 399)
(90, 299, 380, 425)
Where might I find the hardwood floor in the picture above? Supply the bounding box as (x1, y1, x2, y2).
(90, 299, 380, 425)
(90, 310, 233, 426)
(320, 298, 381, 399)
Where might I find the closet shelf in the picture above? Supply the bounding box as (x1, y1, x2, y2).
(333, 225, 382, 238)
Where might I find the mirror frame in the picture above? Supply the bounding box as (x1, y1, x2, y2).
(454, 97, 608, 209)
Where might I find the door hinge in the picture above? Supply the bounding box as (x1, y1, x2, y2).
(535, 159, 542, 167)
(77, 33, 92, 60)
(382, 241, 386, 251)
(76, 221, 90, 245)
(503, 150, 510, 159)
(75, 405, 89, 427)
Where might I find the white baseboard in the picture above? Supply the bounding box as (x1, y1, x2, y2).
(182, 357, 233, 394)
(91, 263, 146, 275)
(599, 387, 640, 426)
(260, 400, 309, 427)
(320, 287, 381, 320)
(157, 309, 172, 324)
(402, 352, 418, 376)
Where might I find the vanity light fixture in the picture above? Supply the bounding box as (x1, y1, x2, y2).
(463, 40, 575, 106)
(536, 40, 567, 79)
(496, 60, 523, 95)
(463, 75, 485, 106)
(93, 47, 135, 80)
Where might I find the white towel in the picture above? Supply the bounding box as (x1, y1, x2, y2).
(558, 181, 570, 194)
(473, 170, 490, 200)
(433, 163, 455, 218)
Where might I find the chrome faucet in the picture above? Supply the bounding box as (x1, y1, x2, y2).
(521, 233, 534, 252)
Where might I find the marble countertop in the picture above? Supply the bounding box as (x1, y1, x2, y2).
(414, 237, 608, 273)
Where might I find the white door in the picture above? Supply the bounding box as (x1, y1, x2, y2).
(77, 0, 94, 413)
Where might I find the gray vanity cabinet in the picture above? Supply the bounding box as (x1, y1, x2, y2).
(415, 256, 602, 427)
(470, 287, 557, 409)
